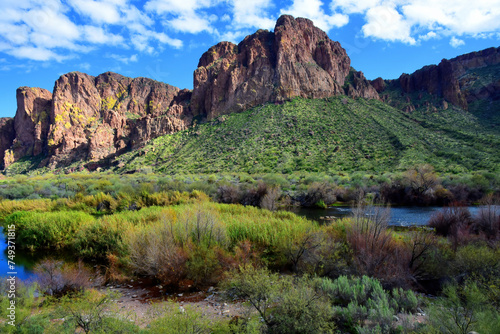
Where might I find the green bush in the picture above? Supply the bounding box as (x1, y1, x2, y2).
(57, 289, 131, 334)
(72, 220, 127, 259)
(425, 281, 500, 334)
(225, 266, 335, 333)
(4, 211, 94, 251)
(315, 275, 419, 333)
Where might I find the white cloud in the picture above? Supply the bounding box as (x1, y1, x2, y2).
(109, 53, 138, 64)
(80, 62, 91, 70)
(228, 0, 276, 30)
(217, 30, 248, 43)
(128, 23, 183, 50)
(450, 36, 465, 48)
(8, 46, 67, 61)
(24, 7, 80, 41)
(331, 0, 381, 14)
(362, 6, 416, 44)
(0, 22, 31, 45)
(82, 26, 124, 45)
(281, 0, 349, 31)
(145, 0, 215, 33)
(68, 0, 122, 24)
(331, 0, 500, 44)
(361, 6, 416, 44)
(2, 0, 499, 64)
(419, 31, 438, 41)
(0, 0, 185, 63)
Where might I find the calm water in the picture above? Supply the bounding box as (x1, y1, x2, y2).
(290, 205, 497, 226)
(0, 227, 39, 280)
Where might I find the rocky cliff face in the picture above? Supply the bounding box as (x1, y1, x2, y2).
(0, 118, 15, 169)
(44, 71, 190, 167)
(1, 71, 191, 169)
(345, 70, 380, 99)
(5, 87, 53, 168)
(396, 47, 500, 110)
(191, 15, 377, 119)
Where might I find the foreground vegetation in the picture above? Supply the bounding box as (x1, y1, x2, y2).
(1, 191, 499, 332)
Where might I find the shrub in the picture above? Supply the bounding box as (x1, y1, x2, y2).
(425, 282, 499, 334)
(127, 204, 227, 286)
(240, 182, 269, 207)
(472, 197, 500, 241)
(217, 184, 241, 204)
(72, 219, 127, 260)
(34, 259, 96, 297)
(346, 201, 405, 284)
(428, 204, 472, 250)
(301, 182, 337, 207)
(186, 245, 224, 287)
(127, 223, 188, 287)
(452, 244, 500, 281)
(5, 211, 94, 251)
(270, 277, 335, 334)
(0, 280, 38, 332)
(260, 186, 281, 211)
(404, 164, 439, 196)
(225, 266, 335, 333)
(315, 275, 419, 333)
(429, 204, 472, 237)
(403, 228, 439, 281)
(57, 289, 127, 334)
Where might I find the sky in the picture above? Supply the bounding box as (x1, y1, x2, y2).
(0, 0, 499, 117)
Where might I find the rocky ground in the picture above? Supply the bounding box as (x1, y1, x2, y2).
(99, 278, 429, 330)
(100, 279, 247, 328)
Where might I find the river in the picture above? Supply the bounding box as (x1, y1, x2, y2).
(290, 205, 496, 226)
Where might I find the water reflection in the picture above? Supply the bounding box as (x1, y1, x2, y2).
(0, 227, 38, 280)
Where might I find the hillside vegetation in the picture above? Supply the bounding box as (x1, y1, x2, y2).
(111, 96, 499, 174)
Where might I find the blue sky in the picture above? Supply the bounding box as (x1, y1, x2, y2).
(1, 0, 499, 117)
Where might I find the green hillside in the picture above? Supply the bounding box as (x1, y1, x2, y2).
(112, 96, 499, 174)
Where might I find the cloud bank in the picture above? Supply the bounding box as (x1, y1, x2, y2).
(0, 0, 498, 62)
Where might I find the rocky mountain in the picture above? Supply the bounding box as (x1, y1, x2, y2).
(191, 15, 378, 119)
(0, 15, 498, 172)
(374, 46, 500, 113)
(2, 72, 192, 170)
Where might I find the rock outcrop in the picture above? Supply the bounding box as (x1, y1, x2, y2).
(6, 87, 52, 168)
(45, 71, 191, 167)
(2, 71, 191, 169)
(191, 15, 364, 119)
(0, 118, 15, 169)
(397, 47, 500, 110)
(370, 77, 386, 93)
(344, 70, 380, 99)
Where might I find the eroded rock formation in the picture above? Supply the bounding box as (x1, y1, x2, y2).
(191, 15, 376, 119)
(397, 47, 500, 110)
